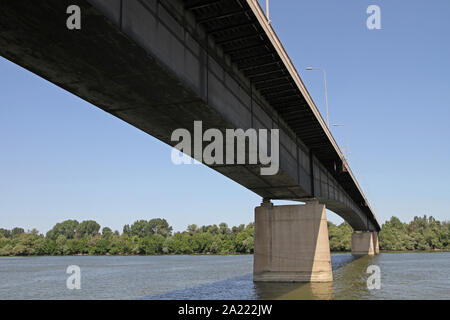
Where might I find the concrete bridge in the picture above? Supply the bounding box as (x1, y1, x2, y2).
(0, 0, 380, 282)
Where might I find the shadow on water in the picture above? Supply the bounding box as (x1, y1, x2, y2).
(332, 254, 379, 300)
(331, 253, 358, 271)
(253, 254, 359, 300)
(143, 274, 256, 300)
(144, 253, 372, 300)
(254, 281, 335, 300)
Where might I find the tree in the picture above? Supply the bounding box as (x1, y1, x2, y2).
(232, 224, 245, 234)
(148, 218, 173, 237)
(76, 220, 100, 238)
(102, 227, 113, 238)
(46, 220, 79, 240)
(219, 223, 230, 235)
(234, 230, 253, 253)
(55, 234, 68, 255)
(169, 233, 192, 254)
(11, 227, 25, 237)
(328, 222, 352, 251)
(0, 228, 11, 238)
(123, 224, 131, 237)
(130, 220, 149, 238)
(187, 224, 198, 235)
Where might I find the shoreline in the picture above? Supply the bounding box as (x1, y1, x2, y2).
(1, 250, 449, 258)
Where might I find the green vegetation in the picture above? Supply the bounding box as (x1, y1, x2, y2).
(328, 221, 354, 251)
(378, 216, 449, 251)
(0, 216, 448, 256)
(0, 219, 254, 256)
(329, 215, 449, 251)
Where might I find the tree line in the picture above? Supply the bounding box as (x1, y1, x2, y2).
(378, 216, 449, 251)
(0, 218, 254, 256)
(0, 215, 448, 256)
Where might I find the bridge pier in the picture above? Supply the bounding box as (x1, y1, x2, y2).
(373, 232, 380, 254)
(253, 200, 333, 282)
(351, 232, 380, 256)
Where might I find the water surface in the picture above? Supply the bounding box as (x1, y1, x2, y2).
(0, 252, 448, 299)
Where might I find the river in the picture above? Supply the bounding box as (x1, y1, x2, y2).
(0, 252, 448, 299)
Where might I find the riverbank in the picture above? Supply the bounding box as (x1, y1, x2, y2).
(2, 249, 450, 258)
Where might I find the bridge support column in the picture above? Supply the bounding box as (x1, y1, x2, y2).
(351, 232, 378, 256)
(253, 200, 333, 282)
(373, 232, 380, 254)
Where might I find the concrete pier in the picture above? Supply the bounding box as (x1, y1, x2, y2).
(351, 232, 378, 256)
(253, 200, 333, 282)
(373, 232, 380, 254)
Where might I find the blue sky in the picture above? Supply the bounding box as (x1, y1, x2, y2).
(1, 0, 449, 233)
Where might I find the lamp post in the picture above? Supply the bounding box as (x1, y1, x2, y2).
(265, 0, 271, 24)
(332, 124, 349, 161)
(306, 67, 329, 128)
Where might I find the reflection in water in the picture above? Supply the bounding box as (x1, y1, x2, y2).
(252, 253, 450, 300)
(253, 254, 357, 300)
(333, 255, 377, 300)
(146, 254, 356, 300)
(254, 281, 334, 300)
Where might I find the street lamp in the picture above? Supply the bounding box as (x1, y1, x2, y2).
(306, 67, 329, 128)
(265, 0, 271, 24)
(332, 124, 349, 161)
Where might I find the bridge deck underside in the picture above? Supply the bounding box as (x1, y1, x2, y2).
(0, 0, 379, 231)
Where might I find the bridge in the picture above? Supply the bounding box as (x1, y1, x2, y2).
(0, 0, 381, 282)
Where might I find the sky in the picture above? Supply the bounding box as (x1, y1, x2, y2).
(1, 0, 450, 233)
